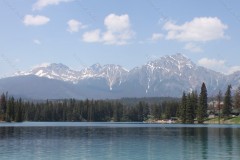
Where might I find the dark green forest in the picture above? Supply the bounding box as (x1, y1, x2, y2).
(0, 83, 239, 123)
(0, 93, 179, 122)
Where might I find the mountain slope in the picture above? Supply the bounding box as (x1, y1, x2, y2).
(16, 63, 81, 83)
(1, 53, 238, 99)
(0, 75, 79, 99)
(122, 53, 226, 97)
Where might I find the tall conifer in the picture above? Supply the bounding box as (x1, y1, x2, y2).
(180, 92, 187, 123)
(223, 85, 232, 118)
(197, 82, 208, 124)
(234, 86, 240, 113)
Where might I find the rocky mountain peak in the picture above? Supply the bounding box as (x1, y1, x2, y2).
(9, 53, 238, 99)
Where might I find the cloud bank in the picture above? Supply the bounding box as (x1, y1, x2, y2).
(163, 17, 228, 42)
(82, 14, 134, 45)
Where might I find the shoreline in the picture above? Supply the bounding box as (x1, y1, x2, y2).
(145, 116, 240, 124)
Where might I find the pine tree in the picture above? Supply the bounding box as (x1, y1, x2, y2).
(15, 98, 23, 122)
(0, 93, 7, 120)
(197, 82, 208, 124)
(6, 97, 15, 122)
(185, 93, 195, 124)
(216, 90, 222, 124)
(180, 92, 187, 123)
(223, 85, 232, 118)
(191, 90, 198, 118)
(234, 86, 240, 114)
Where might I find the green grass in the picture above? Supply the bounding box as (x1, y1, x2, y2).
(204, 117, 221, 124)
(204, 116, 240, 124)
(228, 117, 240, 123)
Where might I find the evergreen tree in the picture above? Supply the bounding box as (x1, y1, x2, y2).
(216, 90, 222, 124)
(234, 86, 240, 113)
(6, 97, 15, 122)
(191, 90, 198, 118)
(223, 85, 232, 118)
(185, 92, 195, 124)
(197, 82, 208, 124)
(15, 98, 23, 122)
(0, 93, 7, 121)
(180, 92, 187, 123)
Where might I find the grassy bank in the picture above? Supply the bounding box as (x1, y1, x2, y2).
(204, 117, 240, 124)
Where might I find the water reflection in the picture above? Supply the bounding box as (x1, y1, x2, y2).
(198, 127, 208, 160)
(180, 126, 240, 160)
(0, 124, 240, 160)
(224, 128, 233, 159)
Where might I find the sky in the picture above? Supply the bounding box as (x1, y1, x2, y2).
(0, 0, 240, 78)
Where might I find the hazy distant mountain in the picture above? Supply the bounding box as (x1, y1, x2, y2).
(1, 53, 239, 99)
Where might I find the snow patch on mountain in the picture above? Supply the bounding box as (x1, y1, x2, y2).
(17, 62, 129, 90)
(14, 53, 233, 96)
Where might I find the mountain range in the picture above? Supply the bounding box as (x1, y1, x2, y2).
(0, 53, 238, 99)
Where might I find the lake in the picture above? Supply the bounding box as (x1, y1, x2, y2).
(0, 122, 240, 160)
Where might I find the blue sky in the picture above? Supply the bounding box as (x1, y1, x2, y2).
(0, 0, 240, 78)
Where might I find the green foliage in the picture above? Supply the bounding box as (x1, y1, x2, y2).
(234, 86, 240, 113)
(1, 83, 237, 123)
(0, 93, 7, 120)
(223, 85, 232, 118)
(6, 97, 15, 122)
(15, 99, 23, 122)
(179, 91, 197, 124)
(180, 92, 187, 123)
(197, 82, 208, 124)
(0, 93, 179, 122)
(185, 93, 196, 124)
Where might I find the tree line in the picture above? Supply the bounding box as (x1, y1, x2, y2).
(0, 94, 179, 122)
(0, 83, 239, 123)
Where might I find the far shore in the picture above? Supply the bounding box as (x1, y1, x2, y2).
(145, 116, 240, 124)
(1, 117, 240, 124)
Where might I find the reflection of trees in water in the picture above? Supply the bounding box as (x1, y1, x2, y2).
(197, 127, 208, 160)
(180, 127, 240, 160)
(0, 127, 14, 138)
(234, 128, 240, 158)
(180, 127, 208, 160)
(181, 127, 197, 159)
(224, 128, 233, 159)
(218, 127, 240, 160)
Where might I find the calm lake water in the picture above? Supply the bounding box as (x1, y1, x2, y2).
(0, 122, 240, 160)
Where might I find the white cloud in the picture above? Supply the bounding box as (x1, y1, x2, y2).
(104, 14, 130, 33)
(198, 58, 240, 74)
(198, 58, 225, 68)
(150, 33, 164, 41)
(163, 17, 228, 42)
(228, 66, 240, 74)
(82, 29, 101, 42)
(82, 14, 134, 45)
(67, 19, 87, 33)
(23, 15, 50, 26)
(184, 43, 203, 53)
(33, 0, 73, 10)
(33, 63, 50, 69)
(33, 39, 41, 45)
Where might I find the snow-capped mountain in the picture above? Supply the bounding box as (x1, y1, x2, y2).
(79, 64, 128, 90)
(1, 53, 239, 99)
(17, 63, 129, 90)
(125, 53, 226, 97)
(16, 63, 81, 83)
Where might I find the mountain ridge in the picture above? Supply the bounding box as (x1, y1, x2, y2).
(1, 53, 239, 99)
